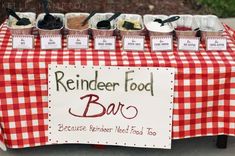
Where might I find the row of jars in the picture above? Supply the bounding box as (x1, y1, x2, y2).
(7, 12, 224, 40)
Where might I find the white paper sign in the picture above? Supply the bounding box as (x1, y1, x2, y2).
(123, 36, 145, 51)
(178, 37, 200, 51)
(94, 36, 116, 50)
(151, 36, 173, 51)
(48, 65, 175, 149)
(67, 35, 89, 49)
(40, 35, 62, 50)
(206, 37, 227, 51)
(12, 35, 34, 49)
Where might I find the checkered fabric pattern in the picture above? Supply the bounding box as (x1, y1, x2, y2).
(1, 21, 235, 149)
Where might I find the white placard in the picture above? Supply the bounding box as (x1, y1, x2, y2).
(12, 35, 34, 49)
(151, 36, 173, 51)
(123, 36, 145, 51)
(40, 35, 62, 50)
(206, 37, 227, 51)
(48, 65, 175, 149)
(178, 37, 200, 51)
(67, 35, 89, 49)
(94, 36, 116, 50)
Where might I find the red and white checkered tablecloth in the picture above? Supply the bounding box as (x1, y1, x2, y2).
(1, 21, 235, 149)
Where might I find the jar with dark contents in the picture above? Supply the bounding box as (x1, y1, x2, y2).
(38, 15, 63, 30)
(36, 13, 64, 35)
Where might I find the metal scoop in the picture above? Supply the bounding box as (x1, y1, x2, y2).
(6, 8, 31, 26)
(97, 12, 121, 29)
(154, 16, 180, 26)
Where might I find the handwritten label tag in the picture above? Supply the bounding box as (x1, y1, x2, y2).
(40, 35, 62, 50)
(67, 35, 89, 49)
(206, 37, 227, 51)
(12, 35, 34, 49)
(151, 36, 173, 51)
(94, 36, 116, 50)
(123, 36, 145, 51)
(178, 37, 200, 51)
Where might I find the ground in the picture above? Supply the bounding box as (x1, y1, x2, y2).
(1, 137, 235, 156)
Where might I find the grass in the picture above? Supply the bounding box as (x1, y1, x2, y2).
(196, 0, 235, 17)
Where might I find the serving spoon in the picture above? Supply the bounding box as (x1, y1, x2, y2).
(81, 11, 96, 26)
(41, 0, 55, 22)
(122, 21, 141, 30)
(154, 16, 180, 26)
(6, 8, 31, 26)
(97, 12, 121, 29)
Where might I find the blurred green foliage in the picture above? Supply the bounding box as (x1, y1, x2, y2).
(197, 0, 235, 17)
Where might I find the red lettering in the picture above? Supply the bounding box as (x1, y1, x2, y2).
(68, 94, 105, 118)
(107, 103, 124, 115)
(121, 105, 138, 119)
(68, 94, 138, 119)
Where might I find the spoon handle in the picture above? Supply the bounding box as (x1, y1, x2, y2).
(108, 12, 122, 22)
(81, 11, 96, 26)
(41, 0, 49, 14)
(162, 16, 180, 25)
(6, 8, 21, 21)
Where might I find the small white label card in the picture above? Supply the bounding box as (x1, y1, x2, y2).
(12, 35, 34, 49)
(40, 35, 62, 50)
(94, 36, 116, 50)
(67, 35, 89, 49)
(178, 37, 200, 51)
(206, 37, 227, 51)
(151, 36, 173, 51)
(123, 36, 145, 51)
